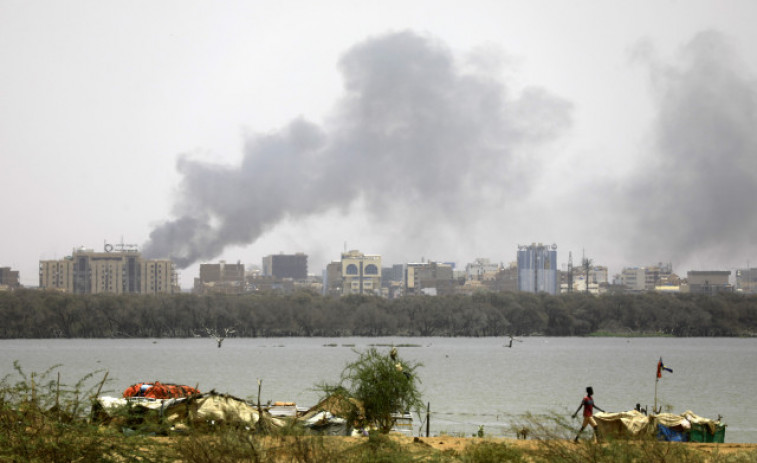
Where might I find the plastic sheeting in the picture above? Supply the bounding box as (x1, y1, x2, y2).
(594, 410, 723, 439)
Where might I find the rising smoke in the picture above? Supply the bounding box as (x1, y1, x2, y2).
(622, 30, 757, 268)
(143, 31, 572, 267)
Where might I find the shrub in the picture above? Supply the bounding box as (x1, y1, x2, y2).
(319, 347, 423, 433)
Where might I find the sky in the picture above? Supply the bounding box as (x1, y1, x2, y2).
(2, 1, 756, 288)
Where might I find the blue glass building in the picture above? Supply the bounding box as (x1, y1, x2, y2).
(517, 243, 558, 294)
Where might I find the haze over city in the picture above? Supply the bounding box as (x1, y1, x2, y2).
(2, 1, 756, 289)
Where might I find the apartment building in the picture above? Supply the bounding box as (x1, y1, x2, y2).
(39, 245, 178, 294)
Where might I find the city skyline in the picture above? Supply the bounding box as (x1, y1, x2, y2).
(3, 2, 756, 288)
(10, 240, 751, 290)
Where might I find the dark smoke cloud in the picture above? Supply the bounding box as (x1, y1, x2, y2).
(143, 31, 572, 267)
(623, 30, 757, 267)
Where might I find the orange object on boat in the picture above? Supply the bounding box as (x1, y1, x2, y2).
(123, 381, 200, 399)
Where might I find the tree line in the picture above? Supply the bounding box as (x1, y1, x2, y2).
(0, 289, 756, 339)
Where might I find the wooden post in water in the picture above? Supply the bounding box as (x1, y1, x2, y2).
(426, 402, 430, 437)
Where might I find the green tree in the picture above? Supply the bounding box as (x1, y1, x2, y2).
(320, 347, 423, 433)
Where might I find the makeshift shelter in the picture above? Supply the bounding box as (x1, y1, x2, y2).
(594, 410, 725, 443)
(94, 392, 284, 433)
(299, 393, 365, 436)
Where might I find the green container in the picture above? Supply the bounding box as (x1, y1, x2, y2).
(690, 423, 726, 443)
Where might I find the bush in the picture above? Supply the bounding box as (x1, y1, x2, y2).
(0, 362, 171, 462)
(319, 347, 423, 433)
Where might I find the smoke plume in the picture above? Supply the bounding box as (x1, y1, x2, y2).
(623, 30, 757, 267)
(143, 31, 572, 267)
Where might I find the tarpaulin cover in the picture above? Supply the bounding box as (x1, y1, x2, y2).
(594, 410, 722, 438)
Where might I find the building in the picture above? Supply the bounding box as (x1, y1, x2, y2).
(562, 264, 608, 294)
(381, 265, 405, 299)
(39, 259, 74, 292)
(620, 267, 646, 291)
(644, 263, 674, 288)
(340, 250, 382, 296)
(194, 261, 245, 295)
(262, 253, 308, 280)
(620, 263, 675, 292)
(405, 261, 455, 296)
(684, 271, 733, 295)
(322, 261, 343, 296)
(517, 243, 558, 295)
(0, 267, 21, 290)
(39, 244, 178, 294)
(736, 268, 757, 294)
(465, 258, 500, 281)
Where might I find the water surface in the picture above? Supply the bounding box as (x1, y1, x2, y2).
(2, 337, 754, 442)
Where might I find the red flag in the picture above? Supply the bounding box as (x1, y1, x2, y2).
(657, 357, 673, 378)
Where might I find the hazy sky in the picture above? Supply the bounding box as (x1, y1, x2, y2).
(2, 1, 756, 288)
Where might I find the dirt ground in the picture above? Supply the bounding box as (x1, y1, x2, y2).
(407, 434, 757, 455)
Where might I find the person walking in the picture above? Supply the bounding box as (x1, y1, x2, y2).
(572, 386, 604, 442)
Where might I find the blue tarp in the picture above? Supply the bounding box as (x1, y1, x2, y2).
(657, 424, 689, 442)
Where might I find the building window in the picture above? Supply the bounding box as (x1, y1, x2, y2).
(365, 264, 378, 275)
(346, 264, 358, 275)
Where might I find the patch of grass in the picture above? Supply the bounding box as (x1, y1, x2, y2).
(0, 361, 173, 462)
(459, 440, 526, 462)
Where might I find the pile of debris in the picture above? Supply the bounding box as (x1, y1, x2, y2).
(92, 383, 372, 436)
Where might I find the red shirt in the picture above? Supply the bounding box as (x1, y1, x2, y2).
(582, 396, 594, 417)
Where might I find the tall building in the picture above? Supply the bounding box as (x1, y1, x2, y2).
(405, 261, 454, 296)
(262, 253, 308, 280)
(193, 261, 246, 294)
(517, 243, 558, 295)
(39, 244, 178, 294)
(341, 250, 382, 296)
(39, 259, 74, 292)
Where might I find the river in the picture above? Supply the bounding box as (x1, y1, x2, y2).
(1, 337, 755, 443)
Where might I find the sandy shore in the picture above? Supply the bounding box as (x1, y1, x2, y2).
(396, 434, 757, 456)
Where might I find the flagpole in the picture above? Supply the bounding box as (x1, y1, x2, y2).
(654, 376, 658, 413)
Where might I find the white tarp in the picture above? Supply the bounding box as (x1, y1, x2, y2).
(594, 410, 722, 437)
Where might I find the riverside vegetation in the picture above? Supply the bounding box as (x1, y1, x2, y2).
(1, 289, 757, 338)
(3, 358, 757, 463)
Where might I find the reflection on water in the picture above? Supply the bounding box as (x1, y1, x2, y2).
(1, 337, 755, 442)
